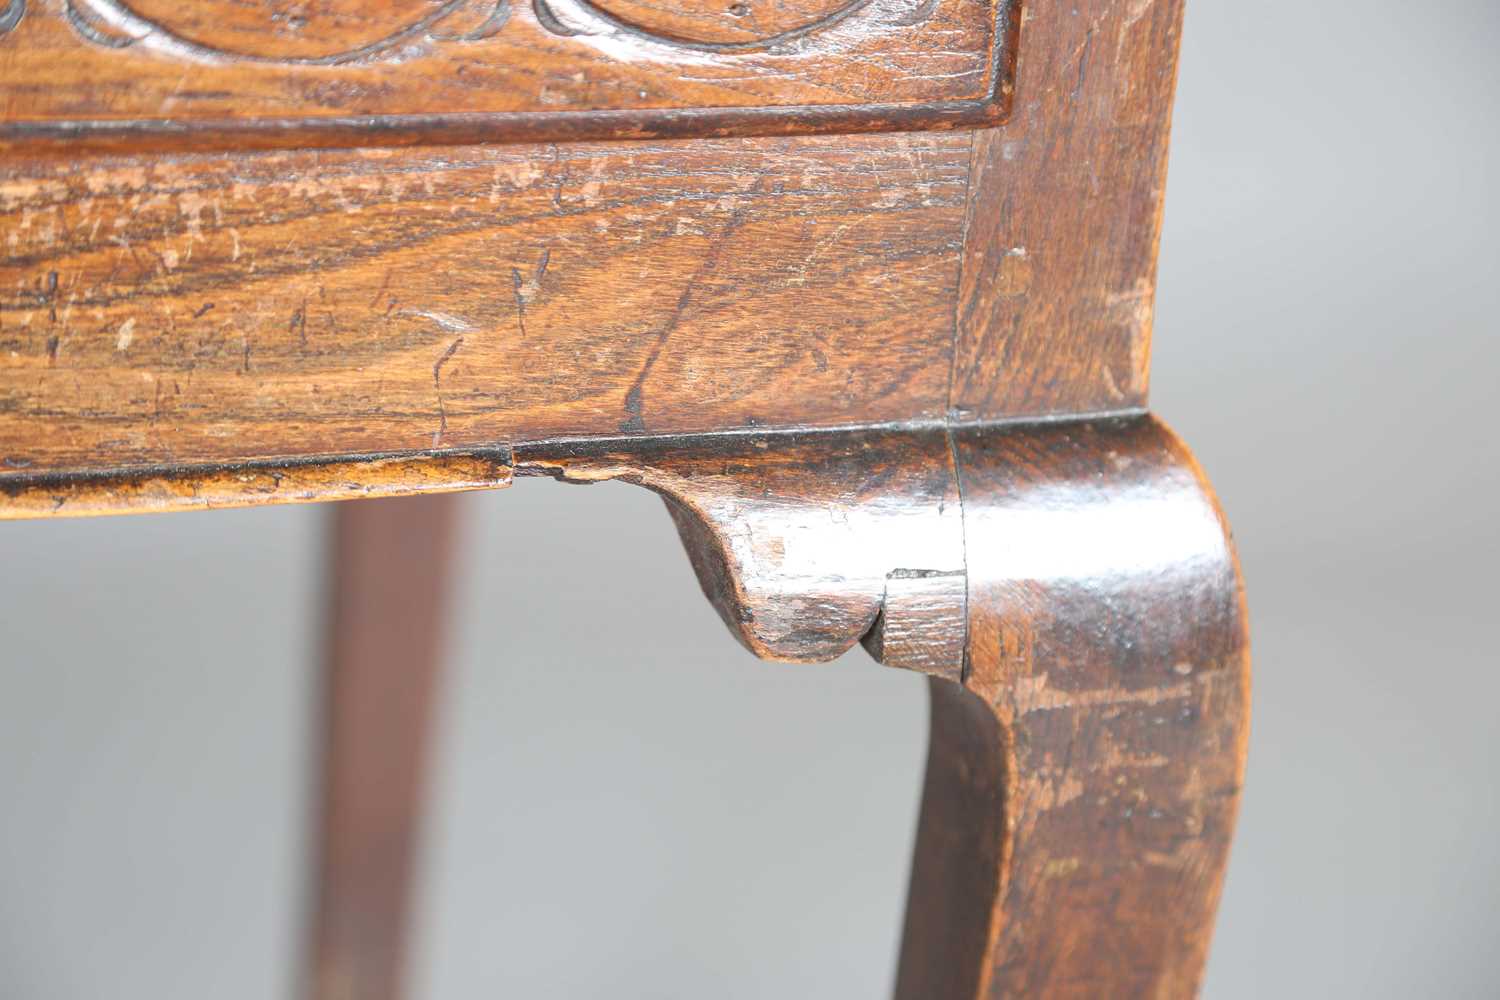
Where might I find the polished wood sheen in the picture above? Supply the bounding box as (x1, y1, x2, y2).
(901, 418, 1248, 998)
(0, 0, 1016, 149)
(0, 134, 969, 478)
(953, 0, 1184, 420)
(0, 0, 1249, 995)
(0, 0, 1176, 494)
(0, 450, 511, 518)
(518, 426, 965, 675)
(517, 416, 1247, 998)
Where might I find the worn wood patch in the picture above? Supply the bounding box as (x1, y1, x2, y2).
(897, 415, 1250, 999)
(0, 0, 1194, 514)
(950, 0, 1186, 420)
(0, 448, 511, 517)
(516, 425, 966, 675)
(0, 0, 1017, 150)
(0, 133, 969, 478)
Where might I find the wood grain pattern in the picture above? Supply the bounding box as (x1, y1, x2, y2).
(899, 416, 1249, 999)
(0, 133, 969, 480)
(949, 0, 1187, 420)
(895, 676, 1006, 1000)
(0, 0, 1192, 510)
(309, 493, 463, 1000)
(517, 426, 967, 678)
(516, 416, 1248, 998)
(0, 448, 510, 518)
(0, 0, 1015, 150)
(0, 0, 1247, 990)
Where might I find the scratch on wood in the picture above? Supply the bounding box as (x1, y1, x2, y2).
(400, 308, 474, 333)
(1072, 28, 1095, 104)
(432, 335, 464, 446)
(510, 247, 550, 339)
(432, 336, 464, 388)
(620, 189, 756, 434)
(369, 269, 393, 311)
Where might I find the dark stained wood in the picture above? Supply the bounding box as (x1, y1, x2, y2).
(517, 426, 966, 677)
(0, 0, 1194, 502)
(0, 0, 1248, 990)
(517, 416, 1248, 998)
(900, 416, 1250, 998)
(0, 0, 1192, 507)
(894, 675, 1007, 1000)
(950, 0, 1187, 420)
(0, 0, 1015, 151)
(309, 492, 464, 1000)
(0, 134, 969, 481)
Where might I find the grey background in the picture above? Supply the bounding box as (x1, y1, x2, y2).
(2, 0, 1497, 996)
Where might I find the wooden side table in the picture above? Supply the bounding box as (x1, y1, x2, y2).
(0, 0, 1249, 996)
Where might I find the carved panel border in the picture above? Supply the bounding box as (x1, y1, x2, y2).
(0, 0, 1019, 151)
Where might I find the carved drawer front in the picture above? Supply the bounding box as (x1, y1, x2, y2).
(0, 0, 1017, 148)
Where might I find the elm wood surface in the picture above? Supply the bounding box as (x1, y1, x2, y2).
(515, 415, 1246, 998)
(0, 134, 970, 479)
(311, 493, 463, 1000)
(517, 425, 967, 676)
(898, 417, 1248, 999)
(0, 449, 512, 518)
(0, 0, 1177, 504)
(0, 0, 1247, 994)
(951, 0, 1186, 420)
(0, 0, 1016, 150)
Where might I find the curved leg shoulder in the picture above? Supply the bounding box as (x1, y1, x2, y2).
(523, 415, 1248, 999)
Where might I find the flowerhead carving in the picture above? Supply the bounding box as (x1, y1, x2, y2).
(0, 0, 881, 57)
(57, 0, 512, 62)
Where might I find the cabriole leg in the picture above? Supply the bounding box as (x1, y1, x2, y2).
(898, 418, 1250, 999)
(526, 417, 1247, 998)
